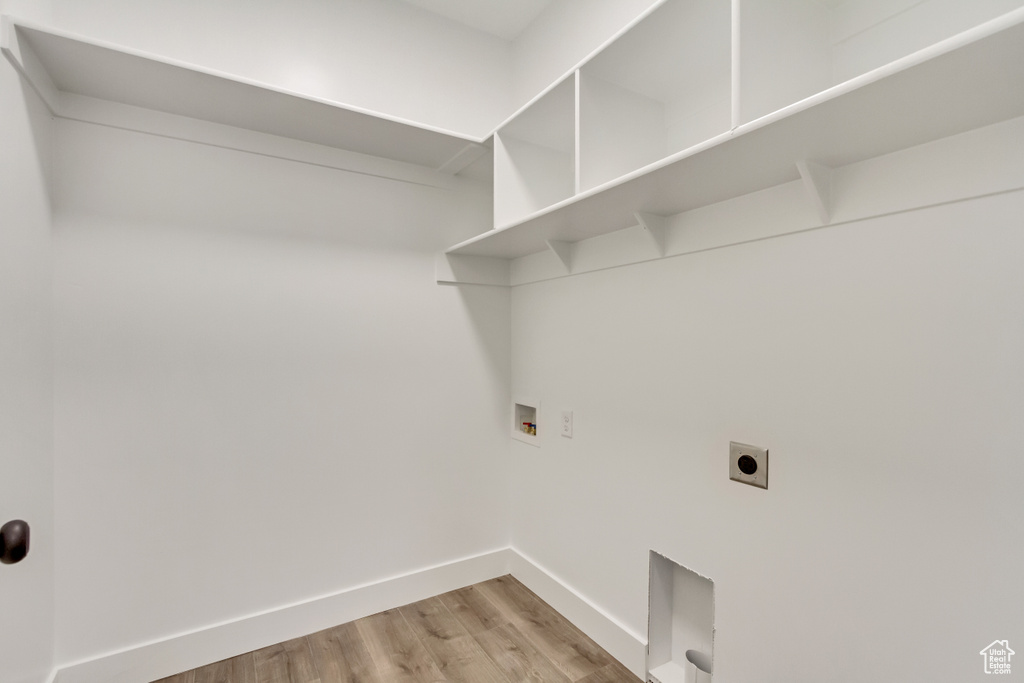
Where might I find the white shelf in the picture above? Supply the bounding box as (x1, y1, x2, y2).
(738, 0, 1024, 125)
(0, 16, 486, 172)
(448, 10, 1024, 260)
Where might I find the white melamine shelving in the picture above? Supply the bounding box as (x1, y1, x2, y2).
(494, 76, 577, 228)
(5, 5, 1022, 268)
(579, 0, 731, 192)
(0, 16, 486, 172)
(738, 0, 1024, 125)
(447, 7, 1024, 261)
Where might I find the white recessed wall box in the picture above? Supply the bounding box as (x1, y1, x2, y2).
(512, 397, 539, 446)
(648, 551, 715, 683)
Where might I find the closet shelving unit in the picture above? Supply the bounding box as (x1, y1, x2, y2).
(449, 0, 1024, 264)
(3, 2, 1024, 270)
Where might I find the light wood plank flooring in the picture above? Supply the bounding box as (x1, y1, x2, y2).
(154, 575, 640, 683)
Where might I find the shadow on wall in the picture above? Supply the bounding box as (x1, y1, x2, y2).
(51, 116, 493, 252)
(447, 282, 512, 405)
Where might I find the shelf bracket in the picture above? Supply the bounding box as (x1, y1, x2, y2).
(634, 211, 669, 257)
(796, 160, 833, 224)
(545, 240, 573, 273)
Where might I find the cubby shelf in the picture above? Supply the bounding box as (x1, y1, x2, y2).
(494, 76, 577, 228)
(448, 7, 1024, 260)
(579, 0, 731, 193)
(0, 16, 487, 173)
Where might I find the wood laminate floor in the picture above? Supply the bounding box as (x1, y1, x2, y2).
(154, 575, 640, 683)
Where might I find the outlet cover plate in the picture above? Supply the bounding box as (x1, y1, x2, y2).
(730, 441, 768, 489)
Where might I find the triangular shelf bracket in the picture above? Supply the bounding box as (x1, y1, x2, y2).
(796, 160, 833, 225)
(634, 211, 669, 257)
(546, 239, 573, 273)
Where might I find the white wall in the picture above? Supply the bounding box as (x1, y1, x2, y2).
(51, 119, 511, 664)
(509, 190, 1024, 681)
(47, 0, 512, 138)
(0, 0, 55, 678)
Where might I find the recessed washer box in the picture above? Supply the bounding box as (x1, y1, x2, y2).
(512, 397, 539, 446)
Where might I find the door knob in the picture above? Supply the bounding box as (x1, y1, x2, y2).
(0, 519, 30, 564)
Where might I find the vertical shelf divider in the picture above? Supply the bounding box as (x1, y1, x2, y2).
(574, 69, 582, 196)
(730, 0, 741, 130)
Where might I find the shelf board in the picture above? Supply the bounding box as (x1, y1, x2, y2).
(0, 16, 486, 172)
(448, 10, 1024, 259)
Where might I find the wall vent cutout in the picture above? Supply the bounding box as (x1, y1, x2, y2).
(648, 551, 714, 683)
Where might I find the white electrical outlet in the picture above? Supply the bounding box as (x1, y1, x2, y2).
(561, 410, 573, 438)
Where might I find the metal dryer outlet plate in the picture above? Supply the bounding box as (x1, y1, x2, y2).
(730, 441, 768, 489)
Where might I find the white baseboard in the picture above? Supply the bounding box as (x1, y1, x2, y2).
(51, 547, 647, 683)
(508, 548, 647, 679)
(53, 548, 513, 683)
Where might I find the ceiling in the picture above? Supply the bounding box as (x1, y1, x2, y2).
(399, 0, 554, 40)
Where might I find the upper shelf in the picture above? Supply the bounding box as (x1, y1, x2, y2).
(0, 16, 486, 173)
(449, 8, 1024, 259)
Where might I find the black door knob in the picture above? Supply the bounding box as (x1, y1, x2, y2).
(0, 520, 30, 565)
